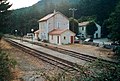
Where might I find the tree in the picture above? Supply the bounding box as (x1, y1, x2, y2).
(69, 17, 78, 34)
(78, 16, 96, 23)
(0, 0, 12, 33)
(86, 22, 98, 38)
(106, 1, 120, 44)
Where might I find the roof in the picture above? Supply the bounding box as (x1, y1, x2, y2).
(38, 13, 55, 22)
(34, 30, 41, 34)
(78, 21, 90, 26)
(49, 29, 75, 35)
(49, 29, 67, 35)
(38, 11, 69, 22)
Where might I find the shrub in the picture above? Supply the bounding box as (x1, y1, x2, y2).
(0, 33, 3, 40)
(87, 60, 120, 81)
(116, 46, 120, 55)
(0, 51, 17, 81)
(42, 60, 120, 81)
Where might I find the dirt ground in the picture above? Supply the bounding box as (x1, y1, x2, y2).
(0, 39, 60, 81)
(60, 44, 115, 59)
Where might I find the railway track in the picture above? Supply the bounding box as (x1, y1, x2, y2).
(23, 39, 118, 64)
(5, 39, 81, 72)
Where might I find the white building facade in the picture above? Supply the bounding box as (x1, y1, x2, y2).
(37, 11, 75, 45)
(38, 11, 69, 41)
(78, 21, 101, 39)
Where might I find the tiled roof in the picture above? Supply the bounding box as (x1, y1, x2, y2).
(49, 29, 68, 35)
(78, 21, 90, 26)
(38, 11, 69, 22)
(38, 13, 55, 22)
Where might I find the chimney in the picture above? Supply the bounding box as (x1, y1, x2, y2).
(54, 9, 56, 14)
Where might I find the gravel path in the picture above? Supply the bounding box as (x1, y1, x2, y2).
(1, 39, 61, 81)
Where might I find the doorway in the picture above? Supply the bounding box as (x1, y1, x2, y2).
(57, 36, 59, 44)
(71, 36, 74, 43)
(96, 33, 98, 38)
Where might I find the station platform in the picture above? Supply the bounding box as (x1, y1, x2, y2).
(21, 38, 116, 62)
(10, 39, 87, 65)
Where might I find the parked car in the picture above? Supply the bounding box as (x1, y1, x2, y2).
(103, 43, 120, 53)
(84, 38, 93, 42)
(111, 41, 119, 45)
(74, 39, 80, 43)
(25, 33, 33, 38)
(74, 36, 80, 43)
(103, 44, 113, 49)
(103, 41, 120, 52)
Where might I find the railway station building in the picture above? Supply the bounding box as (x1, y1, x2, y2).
(35, 10, 75, 45)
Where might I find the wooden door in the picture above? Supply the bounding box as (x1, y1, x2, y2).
(71, 36, 74, 44)
(57, 36, 59, 44)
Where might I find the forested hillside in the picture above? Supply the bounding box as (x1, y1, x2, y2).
(8, 0, 118, 36)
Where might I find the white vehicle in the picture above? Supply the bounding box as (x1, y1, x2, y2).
(84, 38, 93, 42)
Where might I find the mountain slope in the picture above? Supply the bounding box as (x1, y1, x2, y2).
(9, 0, 118, 35)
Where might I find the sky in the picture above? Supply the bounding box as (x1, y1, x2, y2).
(8, 0, 40, 10)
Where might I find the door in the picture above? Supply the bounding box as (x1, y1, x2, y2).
(71, 36, 74, 44)
(96, 33, 98, 38)
(57, 36, 59, 44)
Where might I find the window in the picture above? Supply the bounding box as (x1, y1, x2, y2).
(51, 35, 53, 40)
(64, 36, 66, 40)
(57, 36, 59, 44)
(57, 22, 59, 28)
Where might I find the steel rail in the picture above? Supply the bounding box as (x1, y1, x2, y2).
(23, 40, 118, 64)
(5, 39, 81, 72)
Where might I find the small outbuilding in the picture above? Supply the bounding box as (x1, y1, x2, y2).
(78, 21, 101, 39)
(49, 29, 75, 45)
(34, 30, 41, 40)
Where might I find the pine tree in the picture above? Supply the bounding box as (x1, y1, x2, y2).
(0, 0, 12, 33)
(107, 1, 120, 44)
(86, 22, 98, 38)
(69, 17, 78, 34)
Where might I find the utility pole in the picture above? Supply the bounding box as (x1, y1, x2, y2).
(69, 8, 77, 32)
